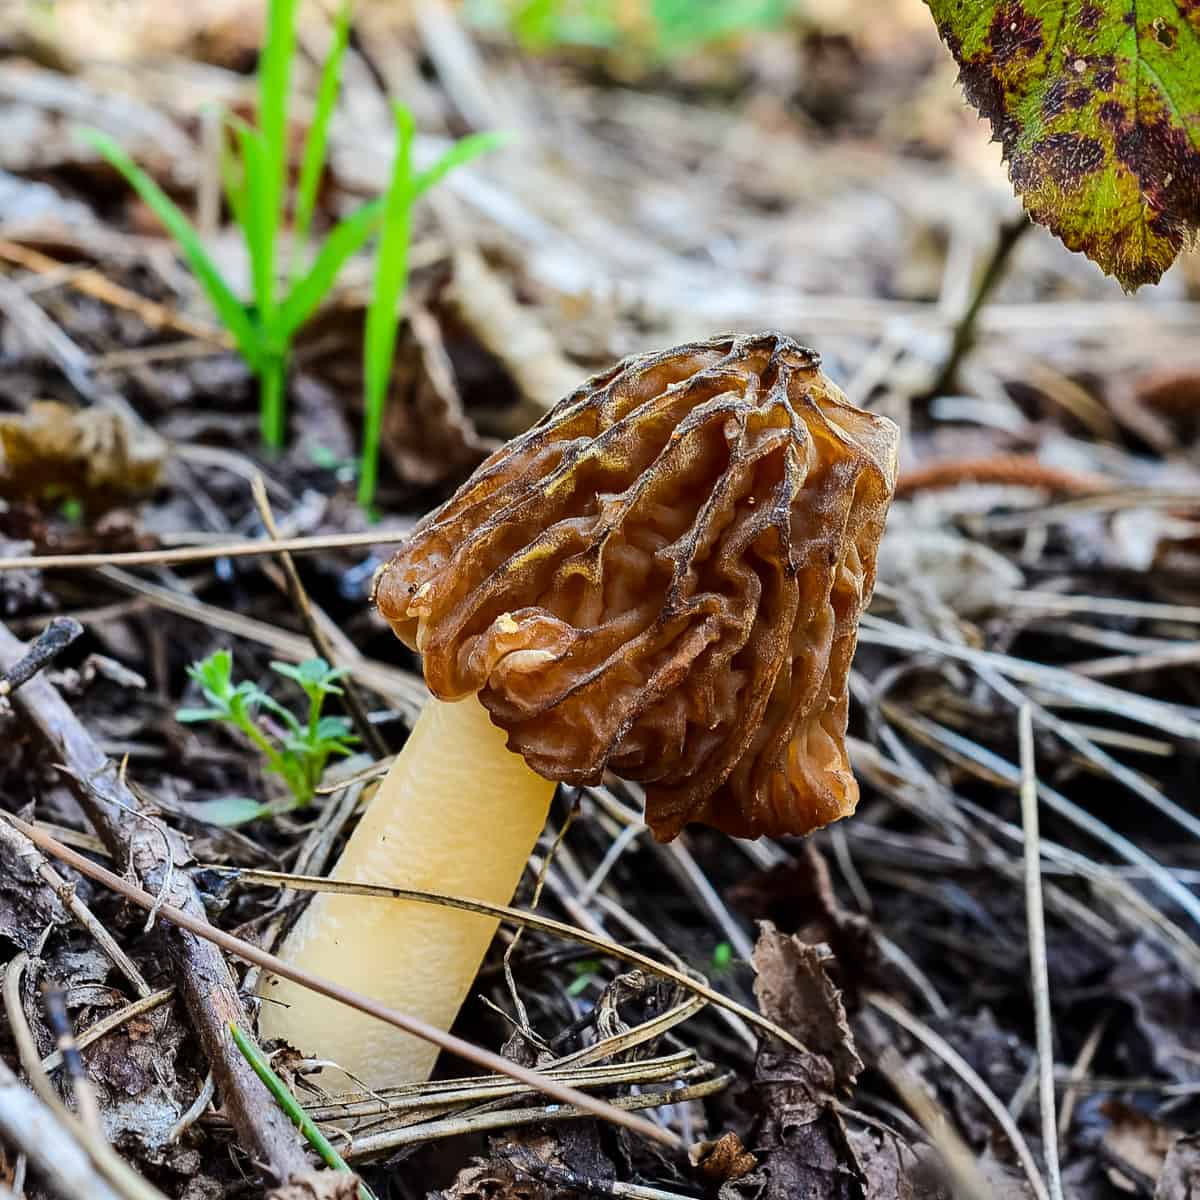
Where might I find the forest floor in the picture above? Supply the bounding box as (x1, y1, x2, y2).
(2, 2, 1200, 1198)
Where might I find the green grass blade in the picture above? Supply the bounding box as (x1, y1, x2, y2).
(409, 130, 508, 201)
(229, 1024, 377, 1200)
(218, 115, 249, 234)
(232, 122, 275, 326)
(277, 196, 383, 340)
(258, 0, 299, 235)
(81, 127, 261, 369)
(293, 0, 351, 264)
(358, 103, 416, 510)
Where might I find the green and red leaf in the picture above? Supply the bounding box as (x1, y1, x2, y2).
(926, 0, 1200, 288)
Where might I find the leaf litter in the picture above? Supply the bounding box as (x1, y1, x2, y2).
(2, 1, 1200, 1198)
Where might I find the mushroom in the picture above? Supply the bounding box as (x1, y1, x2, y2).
(258, 332, 899, 1087)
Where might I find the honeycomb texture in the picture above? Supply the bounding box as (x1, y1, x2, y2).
(374, 333, 899, 840)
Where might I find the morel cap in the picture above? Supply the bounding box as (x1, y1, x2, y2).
(374, 332, 899, 841)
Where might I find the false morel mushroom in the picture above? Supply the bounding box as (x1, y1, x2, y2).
(260, 332, 898, 1086)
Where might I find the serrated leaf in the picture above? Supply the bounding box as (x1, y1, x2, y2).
(926, 0, 1200, 288)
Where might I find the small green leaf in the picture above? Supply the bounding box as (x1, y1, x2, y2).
(926, 0, 1200, 288)
(80, 129, 262, 366)
(315, 715, 355, 742)
(183, 796, 273, 827)
(712, 940, 733, 971)
(188, 649, 234, 698)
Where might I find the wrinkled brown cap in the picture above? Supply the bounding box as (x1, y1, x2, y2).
(374, 333, 899, 841)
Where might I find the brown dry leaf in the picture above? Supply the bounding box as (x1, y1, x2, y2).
(752, 920, 863, 1093)
(268, 1173, 360, 1200)
(1101, 1101, 1178, 1195)
(435, 1131, 614, 1200)
(691, 1132, 758, 1183)
(0, 400, 166, 516)
(380, 305, 496, 488)
(1156, 1132, 1200, 1200)
(718, 922, 873, 1199)
(0, 822, 67, 952)
(731, 842, 880, 1008)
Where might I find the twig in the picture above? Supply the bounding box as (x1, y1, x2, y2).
(41, 988, 175, 1073)
(98, 568, 427, 722)
(2, 955, 166, 1200)
(205, 864, 805, 1053)
(0, 1055, 127, 1200)
(0, 621, 313, 1188)
(250, 476, 387, 758)
(0, 529, 414, 572)
(0, 818, 150, 997)
(5, 816, 684, 1152)
(1018, 706, 1064, 1200)
(867, 991, 1051, 1200)
(41, 982, 104, 1137)
(0, 239, 230, 347)
(895, 455, 1105, 498)
(928, 213, 1031, 397)
(0, 618, 82, 696)
(1058, 1012, 1110, 1138)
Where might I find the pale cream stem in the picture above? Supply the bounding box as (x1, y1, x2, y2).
(258, 694, 556, 1087)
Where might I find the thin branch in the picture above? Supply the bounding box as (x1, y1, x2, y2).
(929, 214, 1031, 397)
(1018, 707, 1065, 1200)
(6, 815, 684, 1153)
(207, 864, 805, 1053)
(0, 618, 82, 696)
(0, 529, 413, 572)
(0, 621, 313, 1188)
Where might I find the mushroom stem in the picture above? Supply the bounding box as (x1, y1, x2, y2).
(258, 694, 556, 1087)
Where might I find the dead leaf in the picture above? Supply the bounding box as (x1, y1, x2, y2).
(752, 920, 863, 1092)
(0, 400, 166, 516)
(731, 842, 881, 1008)
(717, 923, 872, 1199)
(380, 305, 495, 488)
(435, 1130, 615, 1200)
(268, 1173, 360, 1200)
(1100, 1101, 1177, 1195)
(0, 539, 48, 614)
(691, 1131, 757, 1183)
(1155, 1132, 1200, 1200)
(0, 819, 67, 952)
(1111, 940, 1200, 1086)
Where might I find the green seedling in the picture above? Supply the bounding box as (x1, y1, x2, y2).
(359, 103, 505, 510)
(177, 650, 357, 822)
(230, 1024, 377, 1200)
(84, 0, 503, 490)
